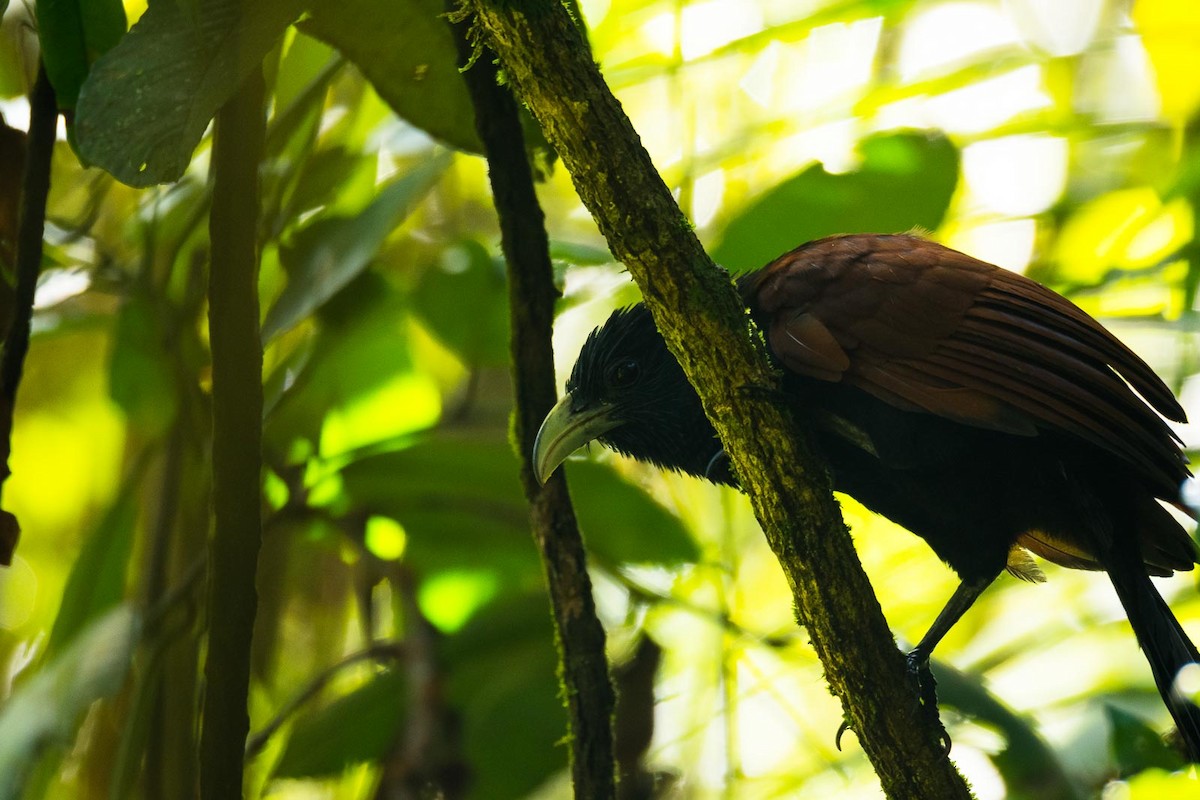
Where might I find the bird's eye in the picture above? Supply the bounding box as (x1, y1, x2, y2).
(607, 359, 640, 389)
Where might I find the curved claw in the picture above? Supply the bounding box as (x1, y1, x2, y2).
(937, 729, 953, 758)
(703, 449, 728, 481)
(835, 719, 852, 751)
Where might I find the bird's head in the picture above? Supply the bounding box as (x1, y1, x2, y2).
(533, 304, 728, 485)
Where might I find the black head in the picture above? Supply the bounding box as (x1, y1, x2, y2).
(533, 304, 730, 484)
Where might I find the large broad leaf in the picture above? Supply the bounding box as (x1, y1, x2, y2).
(35, 0, 127, 110)
(711, 131, 959, 271)
(301, 0, 482, 153)
(74, 0, 304, 186)
(339, 437, 698, 570)
(565, 460, 697, 566)
(0, 606, 141, 800)
(262, 154, 450, 341)
(412, 240, 511, 367)
(442, 592, 566, 799)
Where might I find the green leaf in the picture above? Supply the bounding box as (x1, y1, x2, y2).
(340, 436, 697, 571)
(109, 292, 178, 436)
(73, 0, 304, 186)
(338, 437, 538, 578)
(273, 668, 407, 779)
(566, 460, 698, 566)
(265, 273, 440, 455)
(301, 0, 482, 153)
(36, 0, 127, 110)
(712, 131, 960, 271)
(442, 592, 566, 799)
(1107, 704, 1185, 776)
(43, 470, 141, 661)
(412, 240, 511, 366)
(0, 606, 141, 799)
(273, 591, 567, 798)
(262, 154, 450, 341)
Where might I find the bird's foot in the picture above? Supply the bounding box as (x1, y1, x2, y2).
(831, 654, 952, 755)
(906, 650, 952, 757)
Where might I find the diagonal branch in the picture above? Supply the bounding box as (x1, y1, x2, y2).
(460, 2, 972, 797)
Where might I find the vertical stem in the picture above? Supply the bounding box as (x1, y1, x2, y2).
(199, 67, 266, 800)
(0, 66, 56, 565)
(448, 10, 617, 798)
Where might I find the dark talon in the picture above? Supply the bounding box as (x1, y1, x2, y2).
(906, 649, 953, 756)
(835, 719, 852, 751)
(703, 449, 728, 480)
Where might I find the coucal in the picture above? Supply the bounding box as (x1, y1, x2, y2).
(533, 233, 1200, 758)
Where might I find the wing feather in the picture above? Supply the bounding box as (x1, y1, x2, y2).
(749, 234, 1189, 497)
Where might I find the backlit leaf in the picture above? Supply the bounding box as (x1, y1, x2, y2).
(262, 154, 450, 341)
(301, 0, 482, 153)
(712, 131, 959, 271)
(74, 0, 304, 185)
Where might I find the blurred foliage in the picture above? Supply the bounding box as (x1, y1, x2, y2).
(0, 0, 1199, 798)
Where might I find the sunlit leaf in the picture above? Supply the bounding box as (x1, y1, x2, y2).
(74, 0, 304, 185)
(262, 153, 450, 341)
(1134, 0, 1200, 121)
(273, 668, 407, 779)
(266, 274, 441, 456)
(419, 569, 500, 632)
(36, 0, 127, 110)
(712, 131, 959, 271)
(301, 0, 482, 153)
(0, 606, 140, 799)
(1053, 188, 1193, 286)
(1125, 766, 1200, 798)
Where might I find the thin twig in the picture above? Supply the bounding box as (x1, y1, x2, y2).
(244, 643, 406, 760)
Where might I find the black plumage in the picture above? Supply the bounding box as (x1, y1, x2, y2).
(533, 233, 1200, 758)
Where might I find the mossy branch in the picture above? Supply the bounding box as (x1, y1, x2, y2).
(461, 1, 973, 797)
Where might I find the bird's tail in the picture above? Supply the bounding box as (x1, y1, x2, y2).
(1106, 559, 1200, 761)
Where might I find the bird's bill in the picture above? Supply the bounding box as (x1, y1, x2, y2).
(532, 393, 620, 485)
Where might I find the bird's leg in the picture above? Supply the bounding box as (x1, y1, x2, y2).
(836, 572, 998, 753)
(906, 573, 999, 751)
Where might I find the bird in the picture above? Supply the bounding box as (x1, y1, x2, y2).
(532, 232, 1200, 759)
